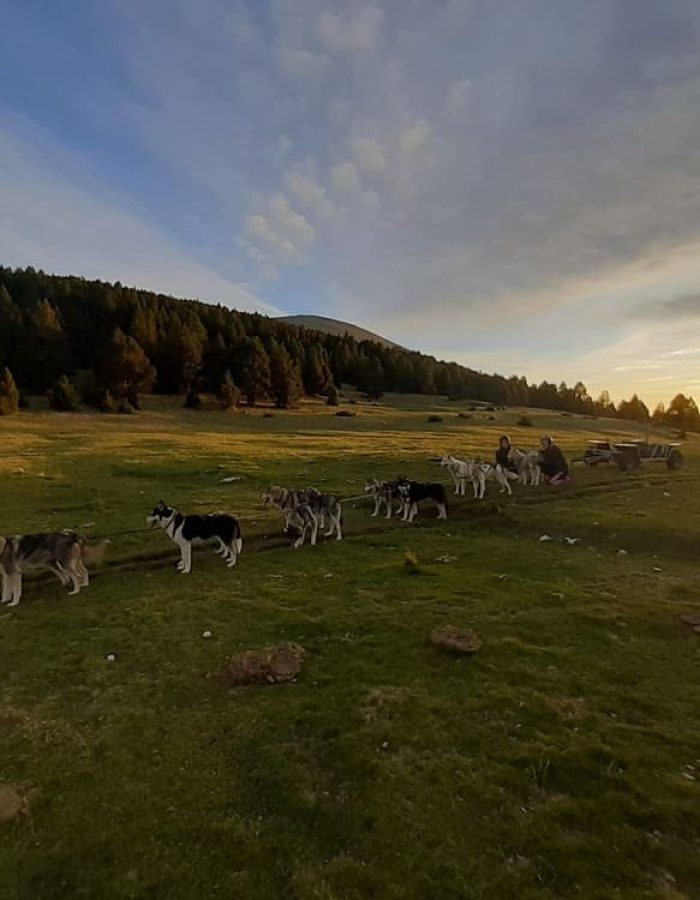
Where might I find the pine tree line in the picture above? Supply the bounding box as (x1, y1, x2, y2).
(0, 266, 697, 430)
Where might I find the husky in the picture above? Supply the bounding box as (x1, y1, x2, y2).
(509, 447, 542, 486)
(364, 478, 403, 519)
(305, 488, 343, 540)
(479, 462, 517, 496)
(262, 485, 343, 542)
(283, 503, 320, 548)
(0, 532, 109, 607)
(147, 501, 242, 574)
(397, 480, 448, 522)
(439, 455, 486, 498)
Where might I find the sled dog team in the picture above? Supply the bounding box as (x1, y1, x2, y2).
(1, 437, 569, 605)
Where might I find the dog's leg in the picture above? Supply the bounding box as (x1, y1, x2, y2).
(52, 563, 71, 586)
(478, 474, 486, 499)
(226, 540, 238, 567)
(67, 570, 82, 595)
(7, 572, 22, 607)
(310, 517, 319, 546)
(1, 571, 10, 605)
(438, 502, 447, 519)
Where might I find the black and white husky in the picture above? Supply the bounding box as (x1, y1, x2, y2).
(147, 501, 243, 574)
(397, 480, 448, 522)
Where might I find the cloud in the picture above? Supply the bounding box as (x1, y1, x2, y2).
(399, 121, 432, 155)
(315, 3, 384, 53)
(285, 169, 335, 219)
(331, 162, 361, 191)
(276, 47, 329, 78)
(445, 79, 472, 116)
(350, 137, 387, 173)
(656, 293, 700, 319)
(243, 193, 316, 270)
(0, 124, 272, 312)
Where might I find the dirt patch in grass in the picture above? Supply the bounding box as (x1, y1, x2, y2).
(0, 783, 31, 822)
(219, 643, 306, 685)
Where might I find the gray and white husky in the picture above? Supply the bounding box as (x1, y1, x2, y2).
(364, 478, 404, 518)
(0, 532, 109, 607)
(147, 500, 243, 574)
(262, 485, 343, 545)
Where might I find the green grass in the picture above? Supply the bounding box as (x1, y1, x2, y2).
(1, 395, 699, 898)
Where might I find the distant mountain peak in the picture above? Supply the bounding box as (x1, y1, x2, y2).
(277, 315, 399, 348)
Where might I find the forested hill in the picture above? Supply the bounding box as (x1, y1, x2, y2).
(0, 266, 697, 430)
(0, 265, 516, 404)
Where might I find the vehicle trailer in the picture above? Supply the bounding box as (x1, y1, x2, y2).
(580, 439, 683, 471)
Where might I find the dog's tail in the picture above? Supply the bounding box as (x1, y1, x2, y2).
(81, 539, 110, 567)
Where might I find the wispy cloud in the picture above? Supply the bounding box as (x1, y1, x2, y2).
(0, 122, 272, 311)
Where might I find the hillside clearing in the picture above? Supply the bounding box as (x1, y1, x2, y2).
(1, 395, 699, 899)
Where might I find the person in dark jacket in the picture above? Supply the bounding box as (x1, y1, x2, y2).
(539, 436, 571, 485)
(495, 435, 518, 473)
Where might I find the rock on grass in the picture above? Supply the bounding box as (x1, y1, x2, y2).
(219, 643, 306, 685)
(430, 626, 481, 655)
(0, 783, 30, 822)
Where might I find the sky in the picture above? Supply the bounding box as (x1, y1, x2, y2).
(2, 0, 700, 405)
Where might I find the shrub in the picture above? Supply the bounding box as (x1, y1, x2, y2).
(126, 385, 141, 410)
(0, 367, 20, 416)
(326, 384, 339, 406)
(183, 387, 202, 409)
(48, 375, 79, 411)
(74, 370, 105, 408)
(18, 393, 29, 410)
(99, 390, 116, 413)
(486, 405, 496, 412)
(263, 412, 275, 418)
(517, 415, 533, 427)
(458, 412, 472, 419)
(428, 414, 443, 423)
(336, 409, 356, 417)
(218, 371, 240, 411)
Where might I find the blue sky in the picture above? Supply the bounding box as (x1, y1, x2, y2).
(2, 1, 700, 404)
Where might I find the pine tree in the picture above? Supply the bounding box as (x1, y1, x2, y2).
(156, 319, 205, 393)
(269, 340, 303, 409)
(97, 328, 155, 403)
(303, 345, 332, 395)
(326, 383, 339, 406)
(0, 367, 20, 415)
(0, 286, 21, 373)
(25, 299, 69, 391)
(357, 356, 385, 399)
(218, 370, 240, 410)
(241, 337, 271, 406)
(48, 375, 80, 411)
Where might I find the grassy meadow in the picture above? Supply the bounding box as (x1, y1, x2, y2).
(1, 393, 700, 899)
